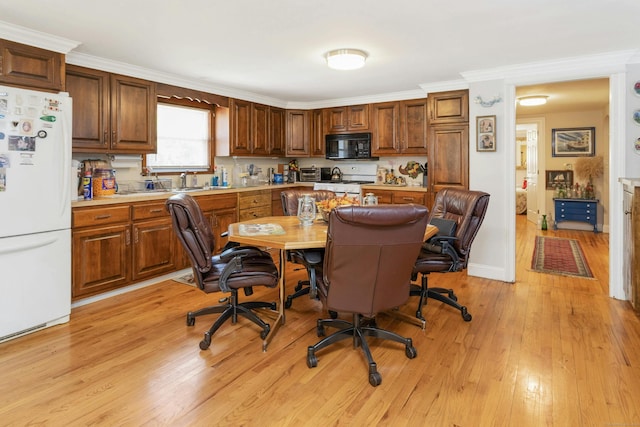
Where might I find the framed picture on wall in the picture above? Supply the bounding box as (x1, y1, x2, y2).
(551, 127, 595, 157)
(476, 115, 496, 152)
(545, 170, 574, 190)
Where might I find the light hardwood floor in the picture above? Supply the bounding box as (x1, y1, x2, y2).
(1, 215, 639, 426)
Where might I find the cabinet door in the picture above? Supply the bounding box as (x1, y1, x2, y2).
(269, 107, 286, 156)
(132, 218, 177, 281)
(66, 65, 110, 151)
(229, 98, 252, 155)
(252, 103, 269, 155)
(310, 109, 326, 157)
(400, 99, 428, 154)
(347, 104, 369, 131)
(428, 90, 469, 124)
(213, 209, 237, 253)
(72, 224, 131, 299)
(371, 101, 400, 155)
(428, 124, 469, 200)
(324, 107, 348, 133)
(0, 39, 64, 91)
(286, 110, 310, 156)
(110, 74, 157, 152)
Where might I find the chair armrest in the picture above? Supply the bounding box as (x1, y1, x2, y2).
(218, 256, 243, 292)
(219, 246, 266, 262)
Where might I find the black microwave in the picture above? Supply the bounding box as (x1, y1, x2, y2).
(325, 133, 378, 160)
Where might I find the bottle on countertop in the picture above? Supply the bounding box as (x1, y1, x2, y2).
(191, 172, 198, 187)
(221, 166, 228, 187)
(83, 170, 93, 200)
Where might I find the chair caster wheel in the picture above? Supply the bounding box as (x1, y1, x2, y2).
(369, 371, 382, 387)
(186, 314, 195, 326)
(461, 307, 472, 322)
(405, 345, 417, 359)
(284, 297, 293, 309)
(260, 324, 271, 339)
(269, 302, 277, 310)
(199, 333, 211, 350)
(307, 348, 318, 368)
(329, 310, 338, 319)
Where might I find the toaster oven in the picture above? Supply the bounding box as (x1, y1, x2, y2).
(299, 167, 321, 182)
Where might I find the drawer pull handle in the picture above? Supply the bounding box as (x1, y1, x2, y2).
(95, 214, 112, 220)
(149, 209, 163, 213)
(402, 197, 415, 201)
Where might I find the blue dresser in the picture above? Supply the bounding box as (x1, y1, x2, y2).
(553, 198, 598, 232)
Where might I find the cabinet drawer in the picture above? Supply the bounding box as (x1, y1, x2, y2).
(196, 193, 237, 211)
(132, 201, 169, 220)
(238, 191, 271, 208)
(73, 205, 131, 228)
(393, 191, 426, 205)
(239, 205, 272, 221)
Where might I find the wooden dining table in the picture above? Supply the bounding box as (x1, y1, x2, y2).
(227, 215, 438, 350)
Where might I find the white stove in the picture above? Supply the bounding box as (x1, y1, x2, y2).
(313, 163, 377, 198)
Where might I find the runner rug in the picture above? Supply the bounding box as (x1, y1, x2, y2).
(531, 236, 594, 278)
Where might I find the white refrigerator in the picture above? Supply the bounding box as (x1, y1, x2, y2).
(0, 85, 72, 342)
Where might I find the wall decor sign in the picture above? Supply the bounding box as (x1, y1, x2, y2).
(476, 115, 496, 152)
(545, 170, 574, 190)
(551, 127, 595, 157)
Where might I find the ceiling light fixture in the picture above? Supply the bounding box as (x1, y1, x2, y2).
(518, 96, 548, 106)
(326, 49, 367, 70)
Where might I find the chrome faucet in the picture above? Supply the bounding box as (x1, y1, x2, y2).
(179, 172, 187, 188)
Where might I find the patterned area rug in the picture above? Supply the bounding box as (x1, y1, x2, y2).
(531, 236, 594, 278)
(173, 273, 195, 287)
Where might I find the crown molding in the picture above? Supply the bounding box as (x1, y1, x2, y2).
(418, 79, 469, 95)
(461, 50, 637, 84)
(0, 20, 80, 53)
(286, 88, 427, 110)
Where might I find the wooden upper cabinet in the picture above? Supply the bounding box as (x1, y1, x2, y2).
(66, 65, 156, 153)
(428, 123, 469, 198)
(229, 98, 252, 155)
(371, 98, 427, 156)
(325, 104, 369, 133)
(110, 74, 157, 152)
(0, 39, 64, 91)
(269, 107, 286, 156)
(251, 103, 269, 155)
(400, 98, 428, 154)
(371, 101, 400, 155)
(286, 109, 310, 157)
(310, 109, 326, 157)
(428, 90, 469, 124)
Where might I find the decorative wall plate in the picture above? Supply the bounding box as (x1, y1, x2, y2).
(635, 137, 640, 155)
(634, 110, 640, 125)
(634, 81, 640, 97)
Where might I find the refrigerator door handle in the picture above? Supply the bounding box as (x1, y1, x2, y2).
(0, 235, 58, 255)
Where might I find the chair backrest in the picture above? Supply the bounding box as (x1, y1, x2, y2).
(281, 189, 336, 216)
(166, 193, 215, 278)
(323, 204, 429, 317)
(428, 188, 490, 267)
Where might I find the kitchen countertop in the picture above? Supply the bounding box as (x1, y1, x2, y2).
(71, 182, 314, 207)
(72, 182, 427, 208)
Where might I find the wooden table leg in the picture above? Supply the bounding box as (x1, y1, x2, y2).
(262, 249, 286, 351)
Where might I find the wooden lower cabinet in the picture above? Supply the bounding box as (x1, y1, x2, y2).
(72, 194, 238, 300)
(363, 189, 428, 208)
(238, 190, 271, 221)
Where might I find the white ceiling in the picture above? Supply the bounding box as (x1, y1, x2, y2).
(0, 0, 637, 109)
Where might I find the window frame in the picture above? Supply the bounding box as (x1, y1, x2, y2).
(144, 97, 215, 174)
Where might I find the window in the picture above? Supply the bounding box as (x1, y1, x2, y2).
(146, 100, 212, 172)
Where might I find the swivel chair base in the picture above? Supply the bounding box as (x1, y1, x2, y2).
(186, 289, 276, 350)
(306, 314, 417, 387)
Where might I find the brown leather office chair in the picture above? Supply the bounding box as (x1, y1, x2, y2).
(280, 189, 336, 308)
(166, 193, 279, 350)
(411, 188, 490, 323)
(306, 204, 429, 386)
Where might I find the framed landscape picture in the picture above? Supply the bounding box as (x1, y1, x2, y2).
(551, 127, 595, 157)
(476, 115, 496, 152)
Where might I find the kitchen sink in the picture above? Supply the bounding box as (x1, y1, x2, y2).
(173, 187, 205, 193)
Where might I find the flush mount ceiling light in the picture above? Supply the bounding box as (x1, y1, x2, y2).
(518, 96, 548, 106)
(326, 49, 367, 70)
